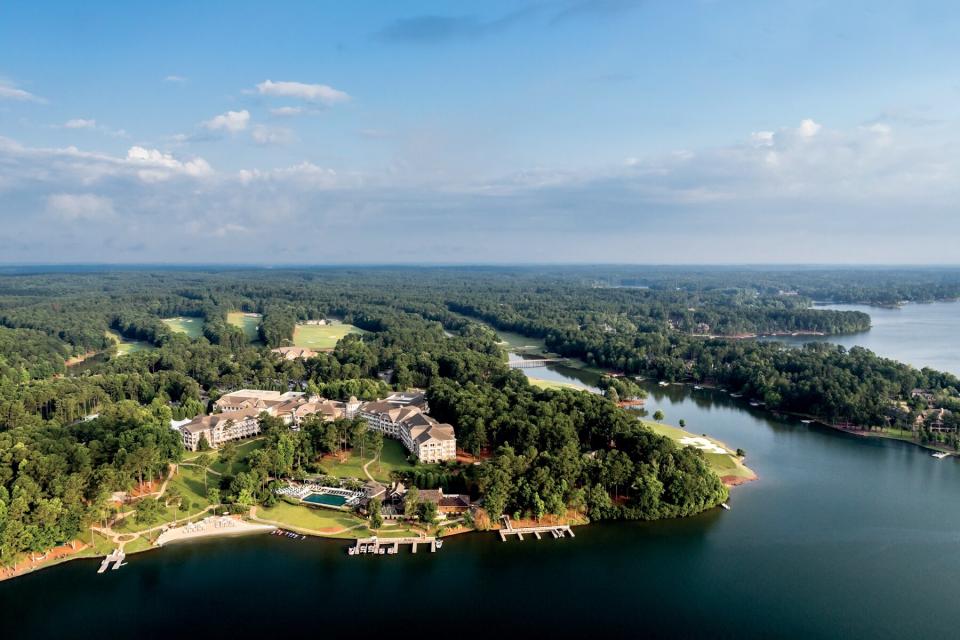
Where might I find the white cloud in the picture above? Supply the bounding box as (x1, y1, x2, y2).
(63, 118, 97, 129)
(0, 81, 44, 103)
(164, 75, 187, 83)
(270, 106, 305, 117)
(251, 125, 295, 146)
(798, 118, 822, 138)
(126, 146, 213, 182)
(46, 193, 115, 221)
(255, 80, 350, 105)
(202, 109, 250, 133)
(750, 131, 775, 147)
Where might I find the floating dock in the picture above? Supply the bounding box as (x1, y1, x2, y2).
(349, 536, 439, 556)
(97, 549, 125, 574)
(498, 525, 574, 541)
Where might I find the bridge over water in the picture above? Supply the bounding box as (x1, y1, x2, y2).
(508, 358, 570, 369)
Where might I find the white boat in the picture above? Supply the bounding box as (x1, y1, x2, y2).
(693, 385, 703, 390)
(658, 381, 670, 387)
(801, 419, 813, 424)
(749, 401, 760, 407)
(720, 503, 731, 511)
(730, 393, 742, 398)
(435, 540, 443, 549)
(932, 451, 950, 460)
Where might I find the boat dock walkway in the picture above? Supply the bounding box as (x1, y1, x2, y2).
(498, 515, 575, 542)
(97, 549, 125, 573)
(349, 536, 439, 556)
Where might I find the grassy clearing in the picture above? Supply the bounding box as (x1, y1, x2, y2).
(183, 437, 267, 476)
(292, 321, 366, 350)
(256, 502, 367, 536)
(162, 317, 205, 339)
(645, 421, 755, 480)
(529, 378, 584, 391)
(105, 330, 153, 356)
(227, 311, 262, 343)
(322, 439, 415, 482)
(114, 466, 214, 534)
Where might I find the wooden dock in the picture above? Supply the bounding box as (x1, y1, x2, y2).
(97, 549, 125, 573)
(498, 524, 575, 542)
(349, 536, 439, 556)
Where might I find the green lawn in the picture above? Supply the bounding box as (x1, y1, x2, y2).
(645, 421, 755, 480)
(292, 321, 366, 350)
(114, 466, 214, 533)
(529, 378, 584, 391)
(323, 439, 415, 482)
(184, 437, 266, 476)
(162, 317, 205, 339)
(105, 330, 153, 356)
(227, 311, 262, 343)
(256, 502, 368, 537)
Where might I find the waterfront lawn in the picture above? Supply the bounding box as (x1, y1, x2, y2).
(227, 311, 262, 343)
(115, 466, 213, 534)
(292, 321, 366, 350)
(529, 378, 584, 392)
(184, 438, 266, 476)
(323, 439, 415, 482)
(162, 316, 205, 339)
(645, 421, 755, 480)
(256, 502, 367, 537)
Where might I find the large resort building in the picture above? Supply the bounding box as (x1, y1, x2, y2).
(359, 391, 457, 463)
(177, 388, 457, 462)
(178, 389, 362, 451)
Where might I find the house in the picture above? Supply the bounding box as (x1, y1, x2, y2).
(271, 346, 320, 360)
(358, 391, 456, 462)
(179, 408, 261, 451)
(418, 489, 471, 514)
(214, 389, 304, 413)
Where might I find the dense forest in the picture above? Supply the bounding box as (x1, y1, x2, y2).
(1, 266, 959, 565)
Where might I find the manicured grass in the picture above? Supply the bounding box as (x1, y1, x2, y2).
(645, 421, 755, 480)
(292, 321, 366, 350)
(494, 329, 548, 353)
(162, 316, 205, 339)
(105, 330, 153, 356)
(227, 311, 262, 343)
(323, 439, 415, 482)
(256, 502, 368, 536)
(115, 466, 214, 533)
(184, 437, 266, 476)
(529, 378, 584, 391)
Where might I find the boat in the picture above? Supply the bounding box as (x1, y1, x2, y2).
(720, 503, 731, 511)
(435, 540, 443, 549)
(800, 419, 813, 424)
(749, 401, 760, 407)
(658, 381, 670, 387)
(693, 385, 703, 390)
(932, 451, 950, 460)
(730, 393, 742, 398)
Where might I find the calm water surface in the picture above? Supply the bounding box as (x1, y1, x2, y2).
(4, 305, 960, 638)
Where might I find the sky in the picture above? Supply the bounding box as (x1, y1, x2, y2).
(1, 0, 959, 265)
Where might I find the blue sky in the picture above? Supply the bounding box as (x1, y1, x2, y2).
(1, 1, 958, 264)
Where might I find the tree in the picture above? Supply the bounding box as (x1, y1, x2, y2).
(653, 410, 665, 422)
(678, 419, 686, 428)
(207, 487, 220, 505)
(369, 498, 383, 530)
(418, 500, 438, 524)
(197, 433, 212, 451)
(367, 430, 384, 472)
(404, 487, 419, 519)
(195, 453, 211, 492)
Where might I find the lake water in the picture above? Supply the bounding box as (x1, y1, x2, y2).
(767, 301, 960, 376)
(6, 305, 960, 638)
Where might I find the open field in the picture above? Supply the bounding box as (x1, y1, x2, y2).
(255, 502, 368, 537)
(114, 466, 214, 534)
(184, 437, 266, 476)
(645, 421, 755, 481)
(105, 330, 153, 355)
(529, 378, 585, 391)
(227, 311, 262, 343)
(162, 316, 205, 339)
(322, 439, 415, 482)
(292, 321, 365, 350)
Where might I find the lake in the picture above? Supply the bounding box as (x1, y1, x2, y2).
(5, 304, 960, 638)
(767, 301, 960, 376)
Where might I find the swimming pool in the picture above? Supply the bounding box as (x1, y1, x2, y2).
(302, 493, 348, 508)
